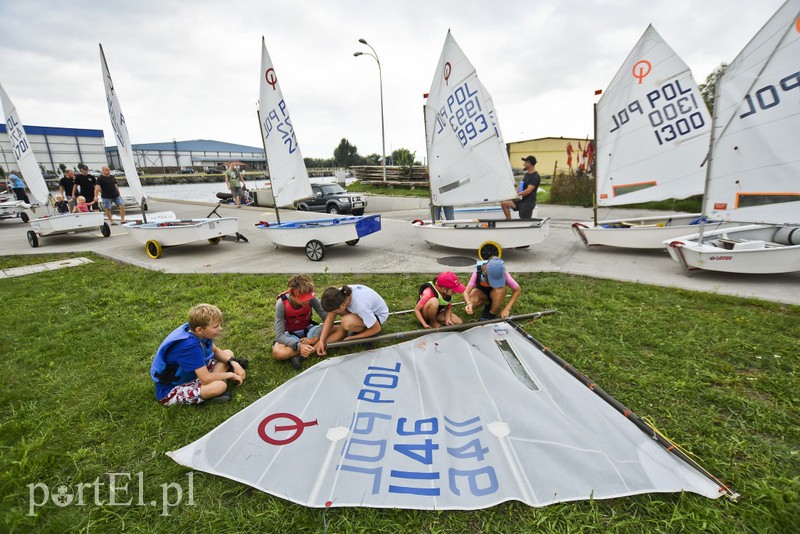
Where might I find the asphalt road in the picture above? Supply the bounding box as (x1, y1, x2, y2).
(2, 198, 798, 305)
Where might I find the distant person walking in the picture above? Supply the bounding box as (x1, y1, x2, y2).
(96, 166, 126, 224)
(7, 171, 30, 203)
(59, 169, 77, 211)
(225, 163, 246, 208)
(73, 164, 99, 211)
(501, 155, 540, 220)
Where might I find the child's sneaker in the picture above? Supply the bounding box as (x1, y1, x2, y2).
(208, 392, 232, 403)
(289, 355, 302, 370)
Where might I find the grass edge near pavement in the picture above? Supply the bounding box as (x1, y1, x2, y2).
(1, 253, 798, 533)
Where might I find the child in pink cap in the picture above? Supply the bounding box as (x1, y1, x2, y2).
(414, 272, 466, 329)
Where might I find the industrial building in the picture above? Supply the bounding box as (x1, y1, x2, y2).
(106, 139, 266, 173)
(0, 124, 107, 174)
(507, 137, 594, 176)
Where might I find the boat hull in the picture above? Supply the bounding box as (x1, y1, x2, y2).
(665, 224, 800, 274)
(125, 217, 239, 247)
(257, 215, 381, 247)
(571, 214, 739, 249)
(29, 212, 106, 236)
(413, 218, 550, 251)
(0, 201, 29, 220)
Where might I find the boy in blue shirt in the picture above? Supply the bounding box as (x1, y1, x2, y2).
(150, 304, 246, 406)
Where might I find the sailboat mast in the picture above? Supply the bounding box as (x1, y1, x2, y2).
(422, 99, 436, 222)
(256, 108, 280, 224)
(592, 101, 598, 227)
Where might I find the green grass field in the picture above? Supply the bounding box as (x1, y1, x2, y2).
(1, 254, 797, 533)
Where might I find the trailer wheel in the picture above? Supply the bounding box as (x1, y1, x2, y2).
(305, 239, 325, 261)
(146, 240, 163, 259)
(208, 237, 222, 245)
(27, 230, 39, 248)
(346, 239, 359, 246)
(20, 212, 29, 223)
(100, 223, 111, 237)
(478, 241, 502, 260)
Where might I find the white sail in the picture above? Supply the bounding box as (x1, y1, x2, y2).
(258, 37, 312, 208)
(425, 31, 516, 207)
(596, 25, 712, 206)
(99, 44, 147, 207)
(168, 323, 725, 509)
(0, 82, 51, 205)
(704, 0, 800, 224)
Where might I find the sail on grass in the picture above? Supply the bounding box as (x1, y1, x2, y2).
(168, 323, 727, 509)
(425, 31, 516, 208)
(704, 0, 800, 224)
(596, 25, 712, 207)
(0, 82, 50, 205)
(99, 44, 146, 207)
(258, 36, 313, 208)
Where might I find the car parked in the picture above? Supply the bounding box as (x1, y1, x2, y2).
(296, 183, 366, 215)
(205, 168, 224, 175)
(177, 168, 196, 174)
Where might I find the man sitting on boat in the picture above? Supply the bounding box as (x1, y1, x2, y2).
(501, 155, 540, 220)
(414, 272, 466, 329)
(272, 274, 339, 370)
(463, 257, 522, 320)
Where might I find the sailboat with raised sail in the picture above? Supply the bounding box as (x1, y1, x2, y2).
(102, 44, 240, 259)
(413, 31, 549, 260)
(255, 36, 381, 261)
(666, 0, 800, 274)
(572, 25, 728, 249)
(0, 81, 110, 247)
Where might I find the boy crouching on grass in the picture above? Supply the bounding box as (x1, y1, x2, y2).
(150, 303, 246, 406)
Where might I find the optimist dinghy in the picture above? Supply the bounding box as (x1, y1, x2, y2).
(0, 196, 31, 223)
(666, 1, 800, 274)
(413, 31, 549, 260)
(0, 82, 110, 247)
(98, 44, 240, 259)
(254, 37, 381, 261)
(571, 26, 731, 249)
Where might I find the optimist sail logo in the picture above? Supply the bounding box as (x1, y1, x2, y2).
(258, 413, 318, 445)
(264, 68, 278, 90)
(632, 60, 652, 84)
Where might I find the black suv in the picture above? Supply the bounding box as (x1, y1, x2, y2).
(296, 183, 366, 215)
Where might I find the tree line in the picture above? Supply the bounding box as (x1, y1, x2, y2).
(304, 138, 421, 169)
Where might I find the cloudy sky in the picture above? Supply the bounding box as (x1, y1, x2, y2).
(0, 0, 786, 161)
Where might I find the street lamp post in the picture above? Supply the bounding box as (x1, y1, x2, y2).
(354, 38, 387, 182)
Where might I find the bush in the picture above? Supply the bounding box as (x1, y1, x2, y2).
(549, 171, 594, 206)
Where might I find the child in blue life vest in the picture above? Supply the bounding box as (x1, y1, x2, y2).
(463, 257, 522, 320)
(316, 284, 390, 356)
(414, 271, 466, 329)
(150, 303, 246, 406)
(272, 274, 342, 370)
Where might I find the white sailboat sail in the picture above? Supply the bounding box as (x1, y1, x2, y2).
(99, 44, 147, 207)
(704, 0, 800, 224)
(0, 82, 51, 205)
(425, 31, 516, 207)
(168, 323, 726, 509)
(259, 36, 312, 208)
(596, 25, 712, 206)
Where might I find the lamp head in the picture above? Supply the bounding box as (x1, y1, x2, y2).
(353, 52, 363, 57)
(358, 38, 367, 44)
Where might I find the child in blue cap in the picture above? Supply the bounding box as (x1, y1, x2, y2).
(463, 257, 522, 320)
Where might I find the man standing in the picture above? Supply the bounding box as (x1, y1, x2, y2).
(59, 169, 77, 211)
(501, 155, 540, 220)
(224, 163, 246, 208)
(95, 166, 126, 224)
(73, 164, 99, 211)
(7, 170, 30, 203)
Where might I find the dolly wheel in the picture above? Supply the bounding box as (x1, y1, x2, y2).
(146, 240, 163, 259)
(478, 241, 502, 260)
(305, 239, 325, 261)
(20, 212, 30, 223)
(208, 237, 222, 245)
(27, 230, 39, 248)
(100, 223, 111, 237)
(346, 239, 360, 246)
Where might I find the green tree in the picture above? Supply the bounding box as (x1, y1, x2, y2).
(699, 63, 728, 113)
(391, 148, 418, 177)
(333, 138, 360, 168)
(360, 153, 382, 165)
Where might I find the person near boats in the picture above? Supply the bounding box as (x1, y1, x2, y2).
(59, 169, 77, 211)
(272, 274, 341, 370)
(501, 155, 540, 220)
(414, 271, 466, 329)
(316, 284, 390, 356)
(463, 257, 522, 320)
(73, 164, 99, 211)
(225, 163, 246, 208)
(54, 194, 70, 214)
(95, 166, 126, 224)
(150, 303, 246, 406)
(74, 196, 90, 212)
(7, 171, 30, 203)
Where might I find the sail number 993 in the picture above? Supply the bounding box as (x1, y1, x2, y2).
(435, 81, 489, 148)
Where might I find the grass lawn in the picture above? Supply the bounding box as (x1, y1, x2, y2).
(1, 254, 797, 533)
